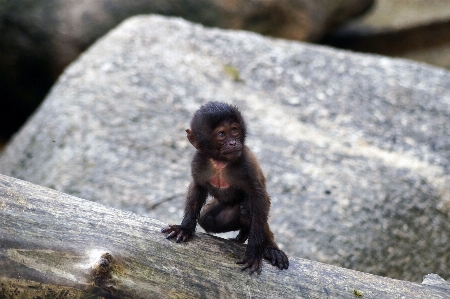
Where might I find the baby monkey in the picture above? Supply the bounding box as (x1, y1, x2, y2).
(162, 101, 289, 274)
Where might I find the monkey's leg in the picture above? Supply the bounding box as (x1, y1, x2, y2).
(232, 202, 250, 243)
(198, 198, 241, 233)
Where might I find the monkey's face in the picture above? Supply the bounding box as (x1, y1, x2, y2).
(212, 121, 243, 161)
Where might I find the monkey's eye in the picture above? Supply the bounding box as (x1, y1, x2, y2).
(231, 127, 238, 134)
(217, 131, 225, 138)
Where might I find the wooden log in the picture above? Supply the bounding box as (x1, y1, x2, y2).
(0, 174, 449, 298)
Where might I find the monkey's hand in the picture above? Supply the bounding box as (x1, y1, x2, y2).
(161, 225, 194, 243)
(236, 251, 263, 274)
(264, 246, 289, 270)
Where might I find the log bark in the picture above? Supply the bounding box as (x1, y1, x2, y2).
(0, 174, 449, 299)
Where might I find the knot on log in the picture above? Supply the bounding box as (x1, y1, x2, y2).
(91, 252, 113, 280)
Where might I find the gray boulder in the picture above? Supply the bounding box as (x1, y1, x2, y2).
(1, 15, 449, 282)
(0, 0, 373, 140)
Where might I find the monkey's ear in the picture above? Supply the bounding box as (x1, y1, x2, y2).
(186, 129, 200, 149)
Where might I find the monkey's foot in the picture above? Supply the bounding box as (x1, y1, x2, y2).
(229, 231, 249, 244)
(228, 236, 246, 244)
(161, 225, 194, 243)
(263, 246, 289, 270)
(236, 255, 263, 274)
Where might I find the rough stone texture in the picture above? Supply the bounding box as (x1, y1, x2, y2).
(325, 0, 450, 70)
(0, 0, 373, 140)
(1, 15, 450, 282)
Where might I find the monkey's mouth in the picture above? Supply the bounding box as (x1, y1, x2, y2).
(222, 148, 242, 155)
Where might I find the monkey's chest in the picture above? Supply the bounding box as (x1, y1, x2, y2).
(209, 171, 230, 189)
(208, 159, 230, 189)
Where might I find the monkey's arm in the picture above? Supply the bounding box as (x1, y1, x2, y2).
(161, 183, 208, 243)
(236, 185, 270, 273)
(237, 186, 289, 272)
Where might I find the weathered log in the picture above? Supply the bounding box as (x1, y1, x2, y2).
(0, 174, 449, 299)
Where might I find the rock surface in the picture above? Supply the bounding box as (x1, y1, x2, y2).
(0, 0, 373, 140)
(1, 15, 450, 282)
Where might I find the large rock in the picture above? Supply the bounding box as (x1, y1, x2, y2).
(0, 0, 373, 140)
(1, 15, 449, 282)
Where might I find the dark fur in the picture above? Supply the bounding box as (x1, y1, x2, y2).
(162, 102, 288, 273)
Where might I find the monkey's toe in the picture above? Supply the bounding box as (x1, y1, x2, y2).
(237, 256, 263, 274)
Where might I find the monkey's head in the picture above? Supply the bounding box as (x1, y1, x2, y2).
(186, 101, 247, 162)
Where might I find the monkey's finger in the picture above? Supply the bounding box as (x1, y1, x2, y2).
(282, 255, 289, 269)
(272, 251, 280, 266)
(250, 261, 262, 275)
(270, 250, 277, 266)
(240, 264, 252, 271)
(162, 225, 178, 233)
(239, 260, 252, 271)
(166, 231, 177, 239)
(257, 263, 263, 274)
(276, 252, 285, 269)
(175, 232, 184, 243)
(277, 251, 289, 269)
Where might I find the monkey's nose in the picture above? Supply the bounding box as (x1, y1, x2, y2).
(229, 140, 236, 146)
